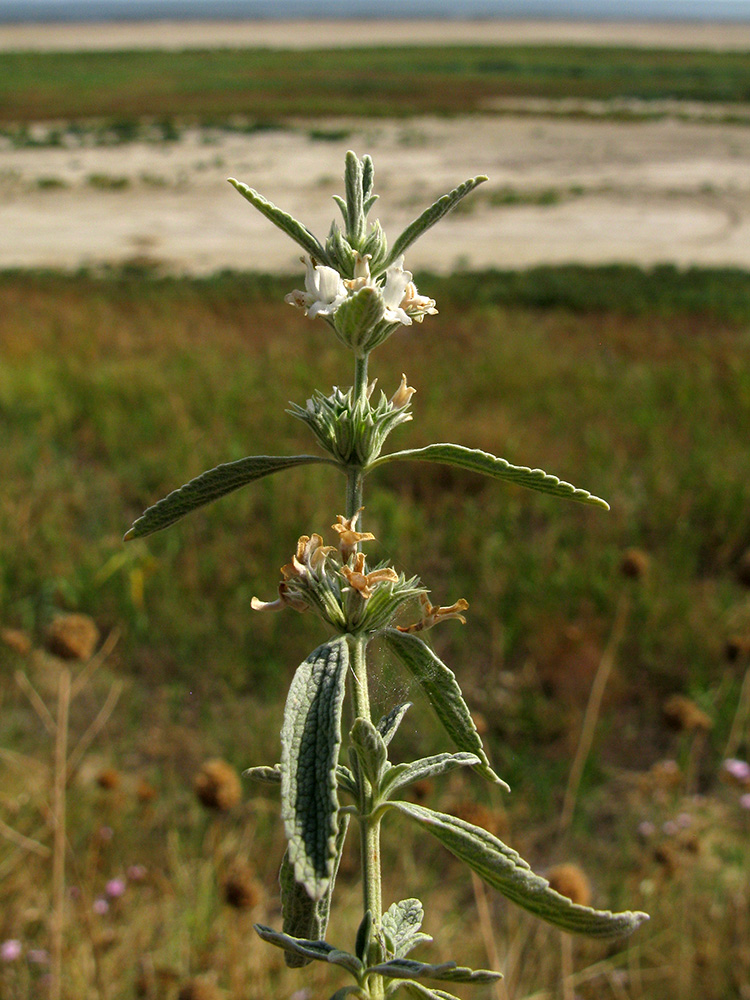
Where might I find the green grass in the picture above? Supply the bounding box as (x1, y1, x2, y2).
(2, 45, 750, 124)
(1, 265, 749, 997)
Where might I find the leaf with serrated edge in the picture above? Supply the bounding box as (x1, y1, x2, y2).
(377, 702, 412, 746)
(281, 638, 350, 900)
(393, 802, 649, 938)
(370, 444, 609, 510)
(383, 630, 508, 791)
(381, 899, 432, 960)
(125, 454, 329, 540)
(280, 814, 350, 967)
(381, 753, 480, 800)
(228, 178, 329, 263)
(382, 176, 487, 270)
(369, 958, 500, 984)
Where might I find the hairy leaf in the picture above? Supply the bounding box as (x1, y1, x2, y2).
(377, 702, 413, 746)
(355, 910, 373, 962)
(333, 285, 387, 352)
(279, 814, 350, 967)
(381, 753, 480, 800)
(255, 925, 363, 977)
(370, 444, 609, 510)
(392, 982, 461, 1000)
(125, 454, 328, 540)
(383, 630, 508, 790)
(382, 176, 488, 270)
(228, 178, 329, 262)
(393, 802, 649, 938)
(369, 958, 500, 984)
(243, 764, 281, 784)
(381, 898, 432, 959)
(281, 638, 350, 900)
(350, 717, 389, 786)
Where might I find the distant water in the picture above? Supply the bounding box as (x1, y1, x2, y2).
(3, 0, 750, 24)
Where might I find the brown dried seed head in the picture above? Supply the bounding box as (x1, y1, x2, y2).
(621, 548, 650, 580)
(222, 865, 264, 910)
(194, 759, 242, 812)
(45, 614, 99, 661)
(662, 694, 713, 733)
(1, 628, 32, 656)
(725, 634, 750, 662)
(407, 779, 434, 804)
(547, 863, 592, 907)
(96, 768, 121, 791)
(177, 979, 223, 1000)
(136, 778, 158, 804)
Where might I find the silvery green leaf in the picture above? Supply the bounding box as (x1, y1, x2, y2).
(370, 444, 609, 510)
(381, 898, 432, 959)
(333, 194, 349, 228)
(125, 454, 328, 540)
(381, 753, 481, 800)
(381, 176, 487, 270)
(369, 958, 501, 985)
(332, 285, 387, 353)
(281, 638, 350, 900)
(361, 154, 375, 201)
(329, 949, 365, 977)
(228, 178, 329, 263)
(279, 814, 350, 967)
(344, 150, 365, 244)
(383, 630, 508, 791)
(350, 717, 389, 787)
(243, 764, 281, 784)
(377, 702, 413, 746)
(391, 982, 461, 1000)
(255, 924, 336, 964)
(393, 802, 649, 939)
(337, 764, 358, 797)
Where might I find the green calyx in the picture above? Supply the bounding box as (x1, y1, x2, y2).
(288, 381, 414, 468)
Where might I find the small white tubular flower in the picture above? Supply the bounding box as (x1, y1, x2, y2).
(344, 253, 374, 293)
(284, 257, 348, 319)
(389, 373, 416, 410)
(382, 255, 413, 326)
(400, 281, 438, 323)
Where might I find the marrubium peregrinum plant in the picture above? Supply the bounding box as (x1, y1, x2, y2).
(126, 152, 648, 998)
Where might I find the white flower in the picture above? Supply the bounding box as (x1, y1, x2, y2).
(285, 257, 348, 319)
(400, 281, 438, 322)
(382, 256, 413, 326)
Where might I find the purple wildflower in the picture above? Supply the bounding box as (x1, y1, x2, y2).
(1, 940, 22, 962)
(93, 898, 109, 915)
(105, 878, 126, 898)
(126, 864, 147, 882)
(722, 759, 750, 782)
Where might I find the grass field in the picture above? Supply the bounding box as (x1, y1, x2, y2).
(2, 45, 750, 124)
(1, 265, 749, 997)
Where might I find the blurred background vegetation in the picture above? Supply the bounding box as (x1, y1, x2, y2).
(1, 39, 749, 1000)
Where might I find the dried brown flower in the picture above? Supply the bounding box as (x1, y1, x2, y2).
(725, 634, 750, 662)
(136, 778, 159, 804)
(45, 614, 99, 661)
(0, 628, 32, 656)
(546, 863, 592, 906)
(662, 694, 713, 733)
(194, 759, 241, 812)
(620, 548, 650, 580)
(96, 768, 121, 791)
(222, 864, 264, 910)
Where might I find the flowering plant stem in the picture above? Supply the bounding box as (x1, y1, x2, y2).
(127, 152, 648, 1000)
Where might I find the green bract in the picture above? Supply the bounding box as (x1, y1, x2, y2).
(128, 152, 647, 1000)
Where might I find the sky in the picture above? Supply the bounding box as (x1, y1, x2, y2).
(3, 0, 750, 22)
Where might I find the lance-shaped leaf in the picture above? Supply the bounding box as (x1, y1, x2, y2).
(254, 925, 363, 977)
(381, 898, 432, 959)
(350, 717, 389, 787)
(381, 753, 480, 800)
(228, 178, 330, 263)
(393, 802, 649, 939)
(377, 702, 413, 746)
(125, 454, 329, 540)
(370, 444, 609, 510)
(381, 176, 488, 270)
(369, 958, 500, 985)
(281, 638, 350, 900)
(391, 982, 461, 1000)
(383, 630, 508, 791)
(280, 814, 350, 967)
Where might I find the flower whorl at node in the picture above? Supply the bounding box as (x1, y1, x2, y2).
(251, 525, 426, 635)
(397, 592, 470, 633)
(287, 375, 416, 467)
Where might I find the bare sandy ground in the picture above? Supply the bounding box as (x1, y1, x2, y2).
(3, 114, 750, 274)
(2, 18, 750, 51)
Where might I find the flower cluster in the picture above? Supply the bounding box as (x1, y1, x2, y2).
(286, 253, 436, 355)
(288, 373, 416, 467)
(251, 515, 425, 635)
